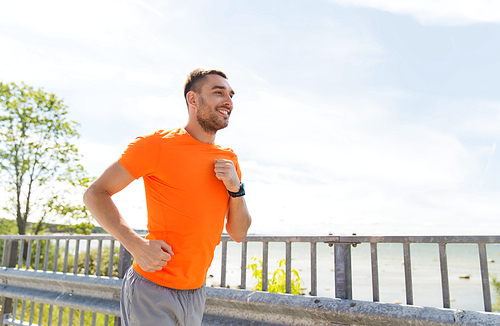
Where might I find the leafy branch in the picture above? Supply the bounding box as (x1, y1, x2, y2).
(247, 256, 303, 295)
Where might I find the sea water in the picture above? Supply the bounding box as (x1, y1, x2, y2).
(206, 241, 500, 312)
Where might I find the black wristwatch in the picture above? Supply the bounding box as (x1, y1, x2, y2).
(228, 183, 245, 197)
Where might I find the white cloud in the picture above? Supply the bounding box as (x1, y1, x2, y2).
(232, 89, 472, 190)
(217, 86, 496, 235)
(0, 0, 140, 47)
(77, 140, 123, 176)
(453, 101, 500, 137)
(0, 33, 175, 90)
(330, 0, 500, 25)
(112, 180, 149, 230)
(76, 138, 148, 230)
(123, 95, 187, 126)
(2, 0, 499, 236)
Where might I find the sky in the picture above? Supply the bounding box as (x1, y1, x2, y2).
(1, 0, 499, 235)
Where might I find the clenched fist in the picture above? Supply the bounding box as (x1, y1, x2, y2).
(214, 159, 240, 192)
(130, 239, 174, 273)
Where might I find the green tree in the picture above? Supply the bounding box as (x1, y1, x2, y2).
(0, 82, 94, 235)
(0, 218, 18, 234)
(248, 256, 303, 295)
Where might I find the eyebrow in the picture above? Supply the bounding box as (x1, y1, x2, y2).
(211, 85, 235, 96)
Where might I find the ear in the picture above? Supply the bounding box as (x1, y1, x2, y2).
(186, 91, 197, 109)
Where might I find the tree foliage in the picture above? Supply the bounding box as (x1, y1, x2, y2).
(492, 275, 500, 311)
(0, 82, 94, 235)
(0, 218, 18, 235)
(248, 256, 303, 295)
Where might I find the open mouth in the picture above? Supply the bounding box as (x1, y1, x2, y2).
(217, 108, 230, 118)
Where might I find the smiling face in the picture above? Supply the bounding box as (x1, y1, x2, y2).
(194, 74, 235, 134)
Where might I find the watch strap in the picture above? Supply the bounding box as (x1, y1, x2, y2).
(228, 183, 245, 197)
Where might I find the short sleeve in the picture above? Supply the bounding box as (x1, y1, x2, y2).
(118, 132, 160, 179)
(232, 153, 242, 181)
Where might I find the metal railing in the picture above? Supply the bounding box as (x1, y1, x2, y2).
(0, 234, 128, 326)
(0, 234, 499, 326)
(217, 235, 500, 312)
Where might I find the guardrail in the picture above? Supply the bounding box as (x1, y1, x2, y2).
(218, 235, 500, 312)
(0, 235, 125, 326)
(0, 234, 499, 326)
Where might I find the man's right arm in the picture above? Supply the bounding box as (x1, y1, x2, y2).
(83, 160, 173, 272)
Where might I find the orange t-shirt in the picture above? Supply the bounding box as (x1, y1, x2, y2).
(118, 127, 241, 289)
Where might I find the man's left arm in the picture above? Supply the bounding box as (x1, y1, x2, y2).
(214, 159, 252, 242)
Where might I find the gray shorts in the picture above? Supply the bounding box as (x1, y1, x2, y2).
(120, 267, 206, 326)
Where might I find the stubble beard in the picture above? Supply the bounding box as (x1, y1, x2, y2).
(196, 97, 229, 134)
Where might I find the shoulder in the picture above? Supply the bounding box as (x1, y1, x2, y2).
(154, 127, 192, 141)
(132, 128, 181, 143)
(214, 143, 237, 156)
(213, 145, 239, 167)
(145, 128, 178, 139)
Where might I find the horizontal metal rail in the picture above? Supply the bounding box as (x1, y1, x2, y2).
(204, 287, 500, 326)
(0, 235, 116, 240)
(220, 235, 500, 243)
(0, 269, 121, 316)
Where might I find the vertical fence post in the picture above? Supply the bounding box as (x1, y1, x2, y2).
(310, 242, 317, 296)
(438, 243, 450, 308)
(34, 240, 41, 271)
(17, 241, 24, 270)
(53, 239, 60, 273)
(1, 239, 8, 268)
(478, 243, 492, 312)
(25, 240, 33, 271)
(285, 242, 292, 294)
(220, 241, 227, 288)
(240, 241, 247, 290)
(1, 240, 18, 325)
(84, 239, 92, 276)
(118, 244, 132, 278)
(73, 240, 80, 275)
(96, 240, 103, 277)
(334, 243, 352, 300)
(262, 242, 269, 292)
(403, 243, 413, 305)
(108, 240, 115, 278)
(115, 243, 132, 326)
(370, 243, 380, 302)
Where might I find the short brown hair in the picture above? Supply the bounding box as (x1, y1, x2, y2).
(183, 68, 228, 101)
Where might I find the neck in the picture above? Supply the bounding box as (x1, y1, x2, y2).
(184, 122, 217, 144)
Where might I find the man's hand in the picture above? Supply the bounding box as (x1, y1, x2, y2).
(214, 159, 240, 192)
(130, 239, 174, 273)
(214, 159, 251, 242)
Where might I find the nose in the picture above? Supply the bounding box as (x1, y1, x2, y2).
(223, 94, 233, 108)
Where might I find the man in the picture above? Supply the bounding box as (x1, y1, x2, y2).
(83, 69, 252, 326)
